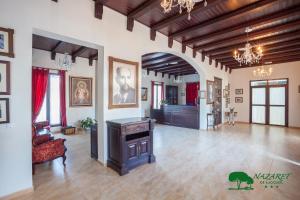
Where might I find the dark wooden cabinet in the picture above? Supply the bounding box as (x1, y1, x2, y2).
(151, 105, 200, 129)
(106, 118, 156, 175)
(90, 124, 98, 159)
(166, 85, 178, 105)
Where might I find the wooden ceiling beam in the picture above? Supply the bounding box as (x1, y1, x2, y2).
(183, 6, 300, 46)
(88, 53, 98, 66)
(127, 0, 159, 31)
(72, 46, 87, 63)
(194, 20, 300, 51)
(170, 71, 198, 76)
(142, 54, 175, 66)
(143, 57, 183, 68)
(146, 62, 188, 70)
(229, 57, 300, 70)
(205, 29, 300, 55)
(157, 66, 195, 73)
(169, 0, 277, 39)
(211, 38, 300, 59)
(94, 0, 104, 20)
(149, 0, 222, 40)
(223, 53, 300, 67)
(51, 41, 63, 60)
(218, 47, 300, 63)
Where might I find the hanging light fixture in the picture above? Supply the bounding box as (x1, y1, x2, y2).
(161, 0, 208, 20)
(233, 27, 263, 66)
(253, 62, 273, 78)
(57, 53, 72, 70)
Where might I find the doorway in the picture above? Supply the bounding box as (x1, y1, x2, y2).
(250, 79, 288, 126)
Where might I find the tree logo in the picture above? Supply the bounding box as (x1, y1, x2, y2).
(228, 171, 254, 190)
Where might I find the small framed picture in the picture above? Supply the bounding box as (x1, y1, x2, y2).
(0, 61, 10, 95)
(206, 80, 214, 104)
(235, 97, 243, 103)
(199, 90, 206, 99)
(0, 98, 9, 124)
(0, 27, 14, 58)
(69, 76, 93, 107)
(223, 89, 228, 98)
(235, 89, 243, 95)
(141, 87, 147, 101)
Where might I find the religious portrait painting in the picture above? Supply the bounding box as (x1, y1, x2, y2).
(69, 76, 93, 107)
(109, 56, 139, 109)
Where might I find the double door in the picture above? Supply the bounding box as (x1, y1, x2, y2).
(250, 79, 288, 126)
(126, 137, 150, 161)
(166, 85, 178, 105)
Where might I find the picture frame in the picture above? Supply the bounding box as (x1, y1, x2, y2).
(199, 90, 206, 99)
(0, 60, 10, 95)
(235, 97, 243, 103)
(141, 87, 148, 101)
(298, 85, 300, 93)
(0, 27, 14, 58)
(109, 56, 139, 109)
(235, 89, 243, 95)
(223, 89, 228, 98)
(0, 98, 9, 124)
(206, 80, 214, 104)
(69, 76, 93, 107)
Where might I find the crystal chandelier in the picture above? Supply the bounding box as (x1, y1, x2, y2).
(233, 27, 263, 66)
(253, 64, 273, 78)
(57, 53, 72, 70)
(161, 0, 207, 20)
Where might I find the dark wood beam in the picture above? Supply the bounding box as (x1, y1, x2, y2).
(211, 38, 300, 59)
(158, 66, 195, 73)
(89, 53, 98, 66)
(142, 54, 175, 66)
(170, 71, 197, 76)
(72, 46, 87, 63)
(51, 41, 63, 60)
(94, 0, 104, 20)
(224, 53, 300, 67)
(143, 57, 183, 68)
(230, 57, 300, 70)
(150, 0, 223, 37)
(170, 0, 277, 38)
(194, 20, 300, 51)
(205, 29, 300, 55)
(147, 62, 188, 71)
(127, 0, 159, 31)
(51, 0, 57, 2)
(183, 6, 300, 46)
(217, 45, 300, 63)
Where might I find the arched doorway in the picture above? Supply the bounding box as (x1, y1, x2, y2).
(141, 52, 201, 129)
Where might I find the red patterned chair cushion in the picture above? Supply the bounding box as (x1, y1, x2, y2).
(32, 134, 53, 146)
(32, 138, 66, 164)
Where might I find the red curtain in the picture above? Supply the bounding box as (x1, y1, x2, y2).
(59, 70, 67, 127)
(186, 82, 200, 106)
(32, 68, 49, 122)
(151, 81, 155, 108)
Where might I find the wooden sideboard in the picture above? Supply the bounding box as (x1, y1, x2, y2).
(90, 124, 98, 159)
(106, 118, 156, 175)
(151, 105, 200, 129)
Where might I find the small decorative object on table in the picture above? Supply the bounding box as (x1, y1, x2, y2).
(62, 126, 76, 135)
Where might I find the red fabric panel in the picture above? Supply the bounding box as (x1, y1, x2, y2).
(59, 70, 67, 127)
(151, 81, 155, 108)
(32, 68, 49, 122)
(186, 82, 200, 106)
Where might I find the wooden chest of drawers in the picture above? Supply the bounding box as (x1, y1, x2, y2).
(106, 118, 156, 175)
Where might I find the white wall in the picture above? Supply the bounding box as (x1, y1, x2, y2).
(32, 49, 96, 127)
(0, 0, 229, 197)
(229, 61, 300, 127)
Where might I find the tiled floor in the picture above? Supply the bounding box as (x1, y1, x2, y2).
(6, 124, 300, 200)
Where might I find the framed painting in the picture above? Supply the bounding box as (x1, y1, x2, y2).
(0, 27, 14, 58)
(206, 80, 214, 104)
(109, 56, 139, 109)
(235, 89, 243, 95)
(141, 87, 148, 101)
(199, 90, 206, 99)
(0, 98, 9, 124)
(0, 61, 10, 95)
(69, 76, 93, 107)
(223, 89, 228, 98)
(235, 97, 243, 103)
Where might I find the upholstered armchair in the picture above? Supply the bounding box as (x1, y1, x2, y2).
(33, 120, 51, 133)
(32, 125, 67, 174)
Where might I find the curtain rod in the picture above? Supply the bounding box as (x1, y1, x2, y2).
(32, 66, 67, 71)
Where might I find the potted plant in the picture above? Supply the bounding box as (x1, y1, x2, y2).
(160, 99, 168, 109)
(80, 117, 97, 130)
